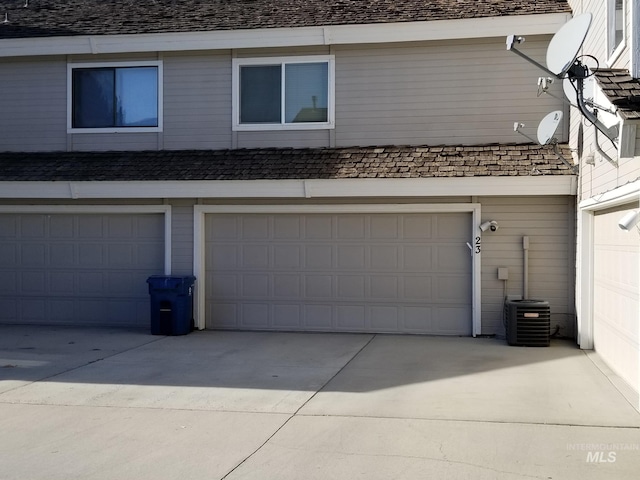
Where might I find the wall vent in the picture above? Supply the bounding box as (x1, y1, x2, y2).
(504, 299, 550, 347)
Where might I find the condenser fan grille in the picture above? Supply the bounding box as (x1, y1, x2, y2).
(505, 300, 550, 347)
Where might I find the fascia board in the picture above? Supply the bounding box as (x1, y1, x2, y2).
(0, 13, 570, 58)
(0, 176, 577, 200)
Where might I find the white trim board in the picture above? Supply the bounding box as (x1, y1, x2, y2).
(575, 181, 640, 350)
(0, 13, 570, 58)
(193, 203, 482, 336)
(0, 204, 173, 275)
(0, 176, 578, 199)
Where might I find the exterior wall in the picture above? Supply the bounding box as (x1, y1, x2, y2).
(0, 56, 67, 152)
(163, 51, 232, 151)
(334, 37, 567, 147)
(568, 0, 640, 201)
(479, 195, 576, 337)
(0, 194, 576, 336)
(170, 199, 196, 276)
(0, 36, 566, 153)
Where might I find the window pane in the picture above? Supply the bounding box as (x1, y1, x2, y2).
(285, 63, 328, 123)
(614, 0, 624, 52)
(115, 67, 158, 127)
(240, 65, 281, 123)
(72, 69, 115, 128)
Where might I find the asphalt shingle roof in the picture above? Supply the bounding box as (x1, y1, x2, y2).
(0, 145, 574, 182)
(593, 69, 640, 121)
(0, 0, 571, 39)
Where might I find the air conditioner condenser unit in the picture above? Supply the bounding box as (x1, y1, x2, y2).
(504, 299, 550, 347)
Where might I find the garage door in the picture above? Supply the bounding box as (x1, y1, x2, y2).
(593, 205, 639, 395)
(0, 213, 165, 327)
(205, 212, 471, 334)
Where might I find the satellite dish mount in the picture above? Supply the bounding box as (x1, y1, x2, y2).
(506, 13, 619, 149)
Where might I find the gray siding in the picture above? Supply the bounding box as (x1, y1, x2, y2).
(170, 199, 195, 275)
(70, 133, 160, 152)
(1, 35, 567, 152)
(163, 52, 232, 150)
(568, 0, 640, 200)
(237, 130, 331, 149)
(479, 195, 576, 337)
(0, 57, 67, 152)
(334, 37, 567, 147)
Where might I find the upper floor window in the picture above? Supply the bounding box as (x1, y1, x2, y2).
(607, 0, 625, 61)
(67, 61, 163, 133)
(232, 56, 335, 131)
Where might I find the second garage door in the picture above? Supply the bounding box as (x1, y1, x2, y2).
(593, 205, 639, 398)
(205, 212, 471, 335)
(0, 213, 165, 328)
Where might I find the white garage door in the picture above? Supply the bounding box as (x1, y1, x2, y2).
(0, 213, 165, 327)
(593, 206, 639, 396)
(205, 212, 471, 334)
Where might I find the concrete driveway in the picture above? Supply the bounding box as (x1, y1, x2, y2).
(0, 325, 638, 479)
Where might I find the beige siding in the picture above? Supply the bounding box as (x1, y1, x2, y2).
(479, 196, 576, 337)
(334, 37, 567, 147)
(568, 0, 640, 200)
(70, 133, 160, 151)
(163, 52, 232, 150)
(0, 57, 67, 152)
(237, 130, 331, 149)
(170, 199, 196, 276)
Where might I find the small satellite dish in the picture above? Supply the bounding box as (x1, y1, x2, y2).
(546, 13, 592, 77)
(537, 110, 563, 145)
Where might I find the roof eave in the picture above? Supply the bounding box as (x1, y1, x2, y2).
(0, 12, 571, 58)
(0, 176, 578, 200)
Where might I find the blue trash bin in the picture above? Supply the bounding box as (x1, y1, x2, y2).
(146, 275, 196, 335)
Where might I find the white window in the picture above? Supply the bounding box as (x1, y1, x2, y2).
(607, 0, 625, 61)
(67, 61, 163, 133)
(232, 56, 335, 131)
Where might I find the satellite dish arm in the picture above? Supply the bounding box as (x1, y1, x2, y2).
(574, 74, 619, 148)
(506, 36, 559, 78)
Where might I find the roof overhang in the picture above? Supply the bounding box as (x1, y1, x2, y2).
(0, 12, 571, 58)
(0, 176, 578, 200)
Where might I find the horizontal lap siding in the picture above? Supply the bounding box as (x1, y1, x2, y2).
(479, 196, 576, 337)
(163, 52, 232, 150)
(334, 37, 567, 147)
(0, 57, 67, 152)
(237, 130, 331, 149)
(170, 200, 195, 276)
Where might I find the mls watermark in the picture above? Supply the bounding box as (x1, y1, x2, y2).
(566, 443, 639, 463)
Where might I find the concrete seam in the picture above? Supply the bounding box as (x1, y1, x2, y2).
(220, 333, 378, 479)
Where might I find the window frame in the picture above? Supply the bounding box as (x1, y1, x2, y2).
(67, 60, 163, 134)
(607, 0, 626, 64)
(232, 55, 335, 131)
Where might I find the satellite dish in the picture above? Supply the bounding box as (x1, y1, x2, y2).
(546, 13, 592, 77)
(537, 110, 563, 145)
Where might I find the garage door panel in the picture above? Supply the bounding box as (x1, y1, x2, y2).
(403, 245, 433, 271)
(205, 212, 471, 335)
(305, 216, 332, 238)
(274, 274, 301, 297)
(370, 276, 399, 299)
(305, 275, 333, 298)
(403, 215, 432, 239)
(337, 215, 366, 239)
(0, 213, 164, 327)
(593, 206, 639, 395)
(437, 245, 471, 272)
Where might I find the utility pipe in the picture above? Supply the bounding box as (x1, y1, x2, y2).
(523, 236, 530, 299)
